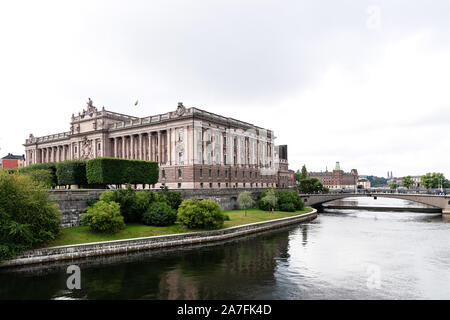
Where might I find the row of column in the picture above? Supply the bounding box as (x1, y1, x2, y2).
(36, 144, 71, 164)
(112, 131, 168, 164)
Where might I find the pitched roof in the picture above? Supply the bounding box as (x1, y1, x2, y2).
(1, 153, 25, 160)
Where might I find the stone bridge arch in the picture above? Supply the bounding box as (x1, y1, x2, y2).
(299, 193, 450, 216)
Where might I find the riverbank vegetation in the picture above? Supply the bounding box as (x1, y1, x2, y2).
(48, 207, 313, 247)
(0, 171, 61, 262)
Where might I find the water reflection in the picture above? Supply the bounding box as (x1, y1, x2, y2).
(1, 197, 450, 300)
(0, 228, 291, 300)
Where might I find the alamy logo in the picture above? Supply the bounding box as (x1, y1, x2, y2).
(66, 265, 81, 290)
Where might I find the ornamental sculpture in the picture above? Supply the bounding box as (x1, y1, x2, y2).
(80, 136, 93, 159)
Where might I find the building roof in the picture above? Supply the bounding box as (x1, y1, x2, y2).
(1, 153, 25, 160)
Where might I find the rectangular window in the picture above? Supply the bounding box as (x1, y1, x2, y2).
(218, 183, 221, 188)
(179, 152, 183, 163)
(235, 170, 237, 178)
(178, 183, 181, 188)
(162, 170, 166, 178)
(226, 182, 229, 188)
(225, 170, 228, 177)
(178, 130, 183, 142)
(200, 182, 204, 188)
(208, 169, 212, 177)
(200, 168, 203, 177)
(178, 169, 182, 178)
(223, 154, 227, 165)
(98, 143, 101, 150)
(209, 182, 212, 188)
(217, 169, 220, 177)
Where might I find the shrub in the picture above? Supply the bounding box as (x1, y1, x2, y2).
(99, 187, 153, 223)
(177, 199, 228, 229)
(86, 198, 98, 207)
(86, 158, 158, 185)
(22, 169, 55, 188)
(163, 190, 182, 210)
(0, 171, 61, 262)
(279, 202, 296, 212)
(81, 201, 124, 233)
(99, 190, 116, 203)
(56, 160, 87, 187)
(19, 163, 58, 187)
(112, 186, 140, 223)
(135, 190, 155, 216)
(142, 202, 177, 226)
(278, 190, 304, 211)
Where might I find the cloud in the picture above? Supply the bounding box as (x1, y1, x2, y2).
(0, 0, 449, 177)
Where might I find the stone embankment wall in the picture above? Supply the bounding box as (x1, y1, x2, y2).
(50, 188, 263, 228)
(49, 190, 104, 228)
(0, 210, 317, 268)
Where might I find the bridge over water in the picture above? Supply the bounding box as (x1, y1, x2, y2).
(299, 193, 450, 216)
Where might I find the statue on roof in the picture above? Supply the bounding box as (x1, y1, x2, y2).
(86, 98, 97, 113)
(176, 102, 186, 116)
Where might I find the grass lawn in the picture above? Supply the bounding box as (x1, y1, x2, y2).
(48, 207, 313, 247)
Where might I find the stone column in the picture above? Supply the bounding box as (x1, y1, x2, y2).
(114, 138, 118, 158)
(183, 126, 188, 164)
(130, 135, 135, 159)
(157, 131, 161, 164)
(148, 133, 152, 161)
(121, 137, 125, 159)
(168, 128, 172, 165)
(139, 134, 143, 160)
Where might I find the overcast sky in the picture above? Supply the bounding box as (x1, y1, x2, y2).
(1, 0, 449, 177)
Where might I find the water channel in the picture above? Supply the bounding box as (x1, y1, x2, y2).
(1, 197, 449, 300)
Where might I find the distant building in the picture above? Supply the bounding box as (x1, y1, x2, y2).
(274, 145, 295, 188)
(308, 162, 358, 190)
(1, 153, 26, 169)
(358, 177, 371, 189)
(411, 176, 422, 188)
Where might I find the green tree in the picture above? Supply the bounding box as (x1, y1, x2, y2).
(389, 182, 398, 190)
(237, 191, 254, 216)
(402, 176, 414, 189)
(421, 173, 448, 189)
(295, 165, 308, 182)
(261, 189, 278, 213)
(298, 177, 326, 194)
(0, 171, 61, 262)
(367, 176, 388, 187)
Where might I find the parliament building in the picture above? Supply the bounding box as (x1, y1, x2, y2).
(24, 100, 293, 189)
